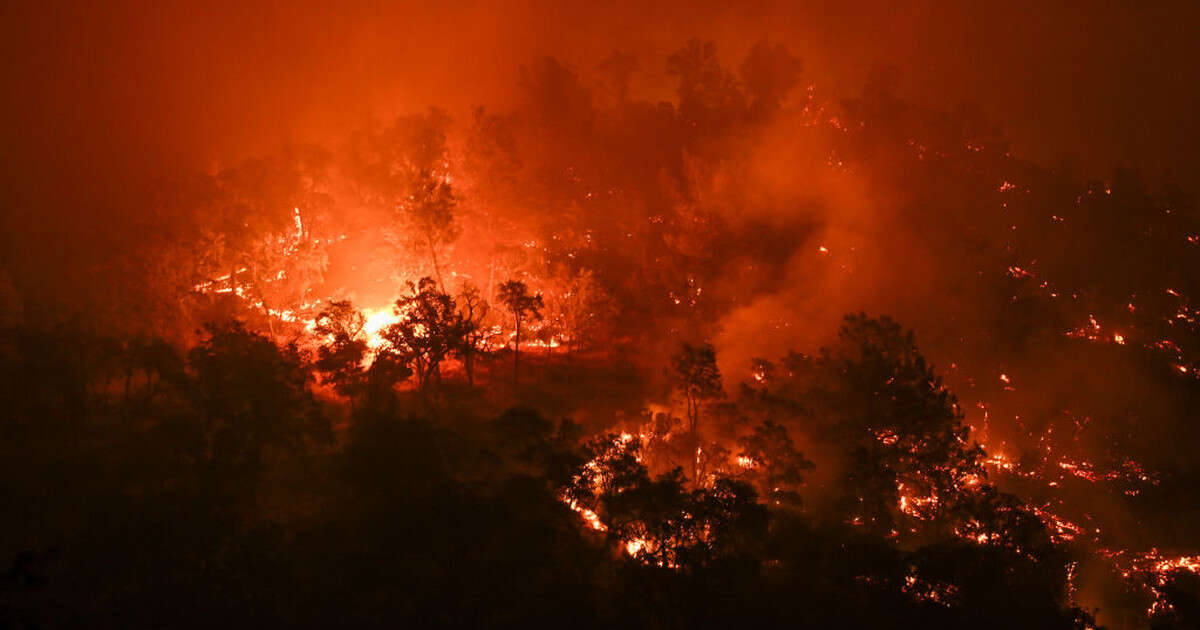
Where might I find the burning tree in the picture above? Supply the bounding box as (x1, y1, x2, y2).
(185, 151, 335, 336)
(736, 420, 814, 509)
(545, 269, 615, 358)
(401, 171, 458, 289)
(565, 433, 768, 570)
(830, 315, 984, 532)
(345, 110, 460, 287)
(744, 315, 985, 537)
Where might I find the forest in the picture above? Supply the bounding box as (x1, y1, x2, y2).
(3, 12, 1200, 629)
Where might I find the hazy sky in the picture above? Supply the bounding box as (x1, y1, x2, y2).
(1, 0, 1197, 222)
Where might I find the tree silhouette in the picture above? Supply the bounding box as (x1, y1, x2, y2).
(829, 314, 983, 534)
(567, 434, 767, 571)
(344, 110, 459, 286)
(547, 269, 613, 360)
(361, 346, 413, 402)
(188, 321, 329, 477)
(670, 342, 724, 481)
(737, 420, 814, 509)
(758, 314, 983, 537)
(453, 282, 490, 387)
(381, 277, 465, 390)
(404, 171, 457, 288)
(312, 300, 368, 399)
(498, 279, 543, 384)
(667, 39, 745, 131)
(739, 40, 803, 115)
(120, 335, 186, 404)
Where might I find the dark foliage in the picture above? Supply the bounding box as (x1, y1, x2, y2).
(0, 316, 1098, 629)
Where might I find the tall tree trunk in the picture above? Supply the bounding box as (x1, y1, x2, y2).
(689, 396, 700, 482)
(513, 317, 521, 385)
(428, 235, 444, 288)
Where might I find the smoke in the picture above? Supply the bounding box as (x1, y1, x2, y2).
(0, 0, 1192, 381)
(0, 0, 1192, 401)
(3, 1, 1197, 186)
(3, 3, 1200, 622)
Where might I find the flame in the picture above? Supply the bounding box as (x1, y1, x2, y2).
(361, 306, 401, 349)
(172, 153, 1196, 622)
(565, 498, 607, 533)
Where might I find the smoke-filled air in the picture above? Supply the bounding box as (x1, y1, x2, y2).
(3, 2, 1200, 628)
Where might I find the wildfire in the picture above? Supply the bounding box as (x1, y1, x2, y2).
(896, 482, 939, 520)
(565, 499, 607, 533)
(358, 306, 398, 349)
(167, 89, 1198, 625)
(1100, 548, 1200, 617)
(1030, 505, 1085, 543)
(903, 573, 959, 606)
(562, 429, 656, 559)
